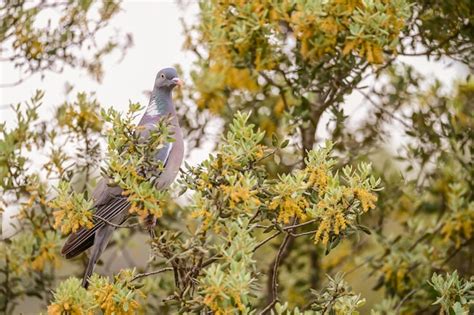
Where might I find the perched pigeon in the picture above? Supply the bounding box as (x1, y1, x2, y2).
(61, 68, 184, 288)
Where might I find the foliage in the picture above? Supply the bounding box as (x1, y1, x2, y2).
(309, 273, 366, 314)
(0, 91, 103, 313)
(47, 270, 144, 315)
(0, 0, 132, 84)
(1, 0, 473, 314)
(428, 271, 474, 315)
(87, 270, 144, 315)
(50, 181, 94, 235)
(175, 0, 473, 313)
(0, 92, 382, 313)
(47, 277, 95, 315)
(199, 218, 257, 314)
(270, 274, 365, 315)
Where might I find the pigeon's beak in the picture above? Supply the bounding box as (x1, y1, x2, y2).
(172, 77, 184, 87)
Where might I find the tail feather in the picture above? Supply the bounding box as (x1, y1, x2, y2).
(62, 230, 95, 259)
(81, 224, 116, 288)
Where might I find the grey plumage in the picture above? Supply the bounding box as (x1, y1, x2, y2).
(61, 68, 184, 288)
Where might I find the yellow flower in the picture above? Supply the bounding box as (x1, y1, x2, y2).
(254, 144, 265, 160)
(353, 187, 377, 212)
(191, 208, 213, 230)
(270, 195, 308, 224)
(314, 204, 347, 245)
(89, 274, 143, 315)
(48, 303, 93, 315)
(308, 165, 329, 196)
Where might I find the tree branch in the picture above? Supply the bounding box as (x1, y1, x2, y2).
(131, 267, 174, 282)
(260, 217, 298, 314)
(289, 229, 318, 237)
(253, 231, 282, 252)
(283, 219, 317, 231)
(93, 214, 140, 229)
(260, 232, 293, 314)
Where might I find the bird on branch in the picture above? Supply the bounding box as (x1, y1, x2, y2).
(60, 68, 184, 288)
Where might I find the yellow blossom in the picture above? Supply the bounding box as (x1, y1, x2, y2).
(270, 195, 308, 224)
(314, 204, 348, 245)
(307, 165, 329, 196)
(353, 187, 377, 212)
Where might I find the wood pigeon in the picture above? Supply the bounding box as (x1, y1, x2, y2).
(61, 68, 184, 288)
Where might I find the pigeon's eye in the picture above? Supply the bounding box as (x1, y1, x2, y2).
(161, 74, 165, 79)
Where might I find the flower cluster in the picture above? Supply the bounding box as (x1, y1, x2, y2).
(183, 112, 268, 231)
(185, 0, 412, 123)
(47, 278, 95, 315)
(49, 181, 94, 235)
(89, 270, 144, 315)
(268, 172, 309, 224)
(30, 230, 61, 271)
(268, 142, 381, 245)
(220, 173, 261, 211)
(440, 182, 474, 248)
(48, 270, 144, 315)
(199, 219, 257, 314)
(56, 93, 103, 134)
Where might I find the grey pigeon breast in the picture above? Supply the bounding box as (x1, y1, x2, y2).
(138, 114, 178, 168)
(139, 114, 184, 189)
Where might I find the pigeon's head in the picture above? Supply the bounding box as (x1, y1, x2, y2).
(155, 67, 183, 90)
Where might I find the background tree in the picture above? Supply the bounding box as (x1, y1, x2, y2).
(0, 0, 473, 314)
(0, 0, 132, 86)
(176, 0, 473, 313)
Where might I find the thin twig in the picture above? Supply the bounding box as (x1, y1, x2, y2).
(249, 210, 261, 225)
(283, 219, 317, 231)
(0, 73, 34, 88)
(290, 230, 318, 237)
(93, 214, 140, 229)
(408, 223, 443, 251)
(260, 300, 277, 315)
(131, 267, 174, 282)
(441, 237, 473, 267)
(356, 89, 412, 129)
(202, 255, 222, 268)
(260, 217, 298, 314)
(345, 255, 375, 275)
(256, 219, 317, 232)
(253, 231, 281, 252)
(396, 289, 417, 314)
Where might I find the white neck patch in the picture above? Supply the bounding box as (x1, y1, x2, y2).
(146, 98, 159, 116)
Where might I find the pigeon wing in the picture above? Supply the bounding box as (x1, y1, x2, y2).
(61, 116, 174, 259)
(61, 185, 130, 259)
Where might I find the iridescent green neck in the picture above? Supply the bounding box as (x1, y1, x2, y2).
(146, 88, 174, 116)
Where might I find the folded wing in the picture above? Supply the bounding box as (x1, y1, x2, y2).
(61, 190, 130, 259)
(61, 114, 176, 259)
